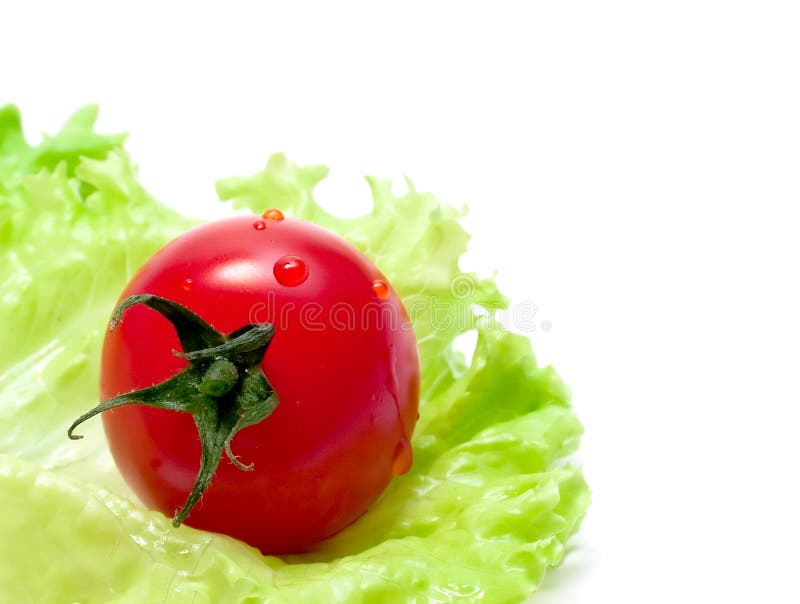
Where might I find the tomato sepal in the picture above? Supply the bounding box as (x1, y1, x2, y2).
(68, 294, 279, 527)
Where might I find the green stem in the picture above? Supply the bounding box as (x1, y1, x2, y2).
(69, 295, 279, 527)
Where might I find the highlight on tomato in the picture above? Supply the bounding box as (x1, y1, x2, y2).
(68, 210, 420, 554)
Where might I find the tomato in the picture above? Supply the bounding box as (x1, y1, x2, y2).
(88, 213, 419, 554)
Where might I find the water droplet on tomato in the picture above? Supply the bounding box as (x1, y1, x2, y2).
(262, 208, 284, 221)
(182, 278, 194, 291)
(273, 255, 308, 286)
(253, 220, 267, 230)
(391, 437, 413, 476)
(372, 279, 390, 299)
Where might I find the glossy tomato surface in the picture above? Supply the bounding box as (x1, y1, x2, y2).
(100, 214, 419, 554)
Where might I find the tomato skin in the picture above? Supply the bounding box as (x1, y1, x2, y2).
(100, 215, 419, 554)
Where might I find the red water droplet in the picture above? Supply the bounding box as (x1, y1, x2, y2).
(391, 438, 413, 476)
(182, 278, 194, 291)
(273, 255, 308, 286)
(372, 279, 390, 299)
(262, 208, 284, 221)
(253, 220, 267, 230)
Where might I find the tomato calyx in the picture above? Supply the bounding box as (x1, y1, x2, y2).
(68, 294, 279, 526)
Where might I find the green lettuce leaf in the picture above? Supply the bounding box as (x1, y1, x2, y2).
(0, 107, 589, 603)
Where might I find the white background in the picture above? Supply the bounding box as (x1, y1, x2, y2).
(3, 2, 800, 602)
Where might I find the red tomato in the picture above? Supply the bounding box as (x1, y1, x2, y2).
(98, 214, 419, 554)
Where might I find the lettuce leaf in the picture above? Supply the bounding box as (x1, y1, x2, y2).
(0, 106, 589, 603)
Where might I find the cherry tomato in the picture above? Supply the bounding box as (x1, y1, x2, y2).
(98, 214, 419, 554)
